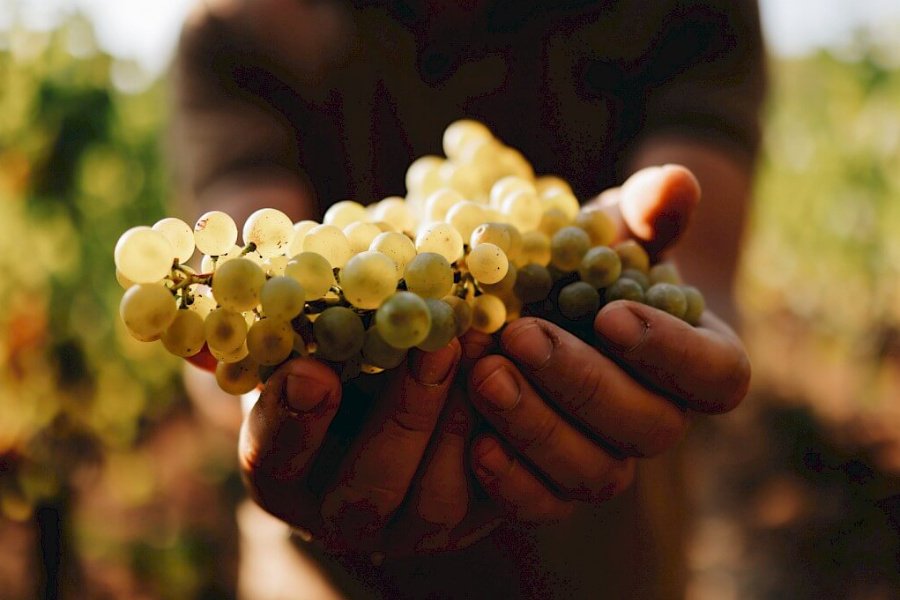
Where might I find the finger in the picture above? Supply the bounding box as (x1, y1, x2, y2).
(499, 317, 689, 457)
(469, 355, 635, 503)
(460, 329, 496, 369)
(320, 340, 462, 546)
(470, 435, 576, 522)
(238, 358, 341, 527)
(594, 301, 751, 414)
(186, 343, 217, 372)
(619, 164, 700, 257)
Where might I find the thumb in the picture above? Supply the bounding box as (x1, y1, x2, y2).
(618, 164, 700, 258)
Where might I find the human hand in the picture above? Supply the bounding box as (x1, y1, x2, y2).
(238, 339, 504, 558)
(466, 164, 751, 521)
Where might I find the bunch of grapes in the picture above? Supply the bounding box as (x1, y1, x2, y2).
(114, 120, 704, 394)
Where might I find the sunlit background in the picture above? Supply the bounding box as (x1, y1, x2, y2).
(1, 1, 899, 598)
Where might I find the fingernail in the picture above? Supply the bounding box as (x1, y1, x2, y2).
(473, 437, 508, 480)
(284, 373, 330, 413)
(506, 321, 553, 370)
(475, 367, 519, 412)
(597, 304, 648, 353)
(411, 342, 460, 385)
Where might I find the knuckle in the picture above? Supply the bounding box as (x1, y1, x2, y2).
(570, 362, 605, 417)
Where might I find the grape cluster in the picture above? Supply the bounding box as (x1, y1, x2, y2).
(114, 120, 704, 394)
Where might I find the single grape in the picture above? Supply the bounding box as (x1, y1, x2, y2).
(540, 188, 580, 220)
(285, 252, 336, 301)
(517, 231, 552, 267)
(323, 200, 368, 229)
(614, 240, 650, 274)
(578, 246, 622, 288)
(535, 175, 574, 197)
(471, 294, 506, 334)
(361, 326, 408, 369)
(340, 251, 399, 309)
(210, 341, 249, 364)
(489, 175, 535, 208)
(439, 161, 483, 199)
(370, 231, 417, 278)
(212, 258, 266, 312)
(470, 223, 512, 253)
(343, 221, 382, 254)
(681, 285, 705, 325)
(152, 218, 195, 264)
(194, 211, 238, 256)
(371, 197, 415, 233)
(550, 226, 591, 271)
(416, 222, 464, 263)
(501, 189, 542, 232)
(288, 220, 319, 257)
(649, 263, 682, 285)
(119, 283, 177, 341)
(404, 252, 453, 299)
(187, 293, 216, 320)
(446, 201, 486, 241)
(201, 244, 242, 272)
(575, 210, 616, 246)
(513, 264, 553, 303)
(260, 276, 306, 321)
(467, 242, 509, 284)
(242, 208, 294, 257)
(605, 278, 645, 303)
(215, 355, 260, 395)
(501, 223, 523, 262)
(620, 268, 650, 290)
(557, 281, 601, 320)
(480, 262, 517, 296)
(375, 291, 431, 349)
(424, 188, 465, 222)
(263, 255, 289, 277)
(645, 283, 687, 319)
(538, 209, 570, 237)
(246, 318, 294, 366)
(406, 155, 444, 197)
(161, 309, 206, 357)
(115, 269, 137, 290)
(417, 299, 457, 352)
(303, 224, 352, 268)
(205, 307, 248, 354)
(313, 306, 365, 361)
(443, 119, 492, 160)
(114, 226, 176, 283)
(443, 295, 474, 336)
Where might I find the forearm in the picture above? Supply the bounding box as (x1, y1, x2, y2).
(626, 136, 755, 326)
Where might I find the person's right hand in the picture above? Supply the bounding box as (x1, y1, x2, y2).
(238, 340, 502, 558)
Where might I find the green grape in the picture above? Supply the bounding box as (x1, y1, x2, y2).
(645, 283, 687, 319)
(605, 278, 645, 303)
(578, 246, 622, 288)
(210, 341, 249, 364)
(261, 276, 306, 321)
(242, 208, 294, 257)
(404, 252, 453, 299)
(246, 318, 294, 366)
(501, 223, 523, 262)
(416, 221, 464, 263)
(471, 294, 506, 334)
(620, 268, 650, 290)
(371, 197, 415, 233)
(263, 255, 289, 277)
(443, 295, 473, 336)
(418, 299, 458, 352)
(540, 188, 580, 220)
(538, 208, 570, 238)
(370, 231, 417, 278)
(119, 283, 177, 341)
(681, 285, 705, 325)
(303, 224, 352, 268)
(152, 217, 195, 264)
(575, 210, 616, 246)
(480, 262, 517, 296)
(558, 281, 600, 320)
(467, 242, 509, 284)
(215, 355, 260, 395)
(114, 226, 176, 284)
(323, 200, 368, 229)
(313, 306, 365, 361)
(344, 221, 382, 254)
(115, 269, 137, 290)
(649, 263, 682, 285)
(194, 211, 238, 256)
(513, 264, 553, 304)
(285, 252, 336, 301)
(443, 119, 492, 160)
(501, 190, 542, 232)
(375, 291, 432, 349)
(535, 175, 574, 197)
(187, 292, 216, 320)
(517, 231, 551, 267)
(489, 176, 535, 208)
(205, 307, 248, 354)
(550, 226, 591, 271)
(446, 201, 486, 241)
(212, 258, 266, 312)
(161, 309, 206, 357)
(614, 240, 650, 274)
(361, 326, 408, 369)
(406, 155, 444, 197)
(340, 251, 399, 309)
(470, 222, 513, 253)
(288, 220, 319, 257)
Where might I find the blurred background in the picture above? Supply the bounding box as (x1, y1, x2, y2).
(1, 0, 899, 598)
